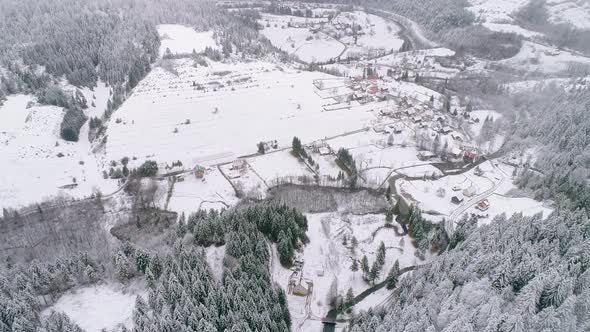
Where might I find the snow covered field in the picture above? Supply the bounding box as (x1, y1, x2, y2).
(333, 11, 405, 58)
(0, 94, 117, 209)
(469, 0, 590, 29)
(259, 24, 344, 62)
(482, 23, 542, 38)
(43, 283, 146, 332)
(158, 24, 218, 56)
(166, 168, 238, 216)
(105, 59, 374, 169)
(500, 41, 590, 74)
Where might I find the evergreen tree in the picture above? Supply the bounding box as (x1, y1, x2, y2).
(386, 260, 400, 290)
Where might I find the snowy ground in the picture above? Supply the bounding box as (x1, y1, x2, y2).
(167, 167, 238, 216)
(158, 24, 218, 56)
(499, 41, 590, 74)
(332, 11, 405, 58)
(0, 94, 117, 209)
(482, 23, 543, 38)
(43, 282, 146, 332)
(259, 14, 344, 63)
(247, 150, 315, 185)
(468, 0, 590, 29)
(105, 59, 375, 170)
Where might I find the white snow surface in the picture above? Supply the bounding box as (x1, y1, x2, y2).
(43, 283, 146, 332)
(0, 95, 117, 209)
(105, 59, 374, 169)
(158, 24, 218, 57)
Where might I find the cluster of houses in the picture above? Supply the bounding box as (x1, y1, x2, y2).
(307, 140, 333, 156)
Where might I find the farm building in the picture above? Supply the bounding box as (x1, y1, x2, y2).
(292, 283, 309, 296)
(463, 186, 477, 197)
(476, 199, 490, 211)
(451, 194, 464, 204)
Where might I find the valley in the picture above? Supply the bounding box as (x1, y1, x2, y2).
(1, 0, 589, 331)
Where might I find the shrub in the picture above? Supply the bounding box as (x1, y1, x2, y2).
(136, 160, 158, 177)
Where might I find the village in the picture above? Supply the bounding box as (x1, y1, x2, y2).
(0, 2, 560, 331)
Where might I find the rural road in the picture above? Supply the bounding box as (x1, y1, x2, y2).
(445, 162, 505, 235)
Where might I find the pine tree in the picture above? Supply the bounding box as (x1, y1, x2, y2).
(369, 260, 381, 283)
(376, 241, 386, 266)
(361, 255, 370, 277)
(386, 260, 400, 289)
(345, 287, 355, 308)
(350, 259, 359, 273)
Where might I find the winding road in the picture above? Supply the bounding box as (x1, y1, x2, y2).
(445, 162, 505, 235)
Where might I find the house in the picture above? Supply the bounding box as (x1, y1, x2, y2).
(464, 150, 477, 163)
(463, 186, 477, 197)
(195, 167, 205, 179)
(373, 124, 386, 133)
(368, 85, 379, 94)
(391, 123, 404, 133)
(418, 151, 437, 161)
(412, 116, 422, 123)
(440, 126, 453, 134)
(319, 146, 331, 156)
(451, 132, 463, 141)
(232, 159, 247, 170)
(544, 48, 560, 56)
(450, 147, 462, 158)
(379, 109, 393, 116)
(451, 194, 464, 204)
(292, 284, 309, 296)
(476, 199, 490, 211)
